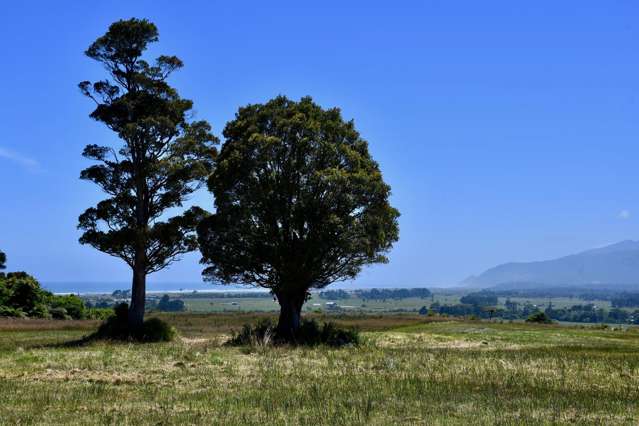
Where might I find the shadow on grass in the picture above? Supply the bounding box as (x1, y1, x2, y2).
(32, 319, 178, 350)
(40, 335, 95, 349)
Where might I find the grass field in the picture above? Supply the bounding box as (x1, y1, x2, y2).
(156, 292, 616, 314)
(1, 313, 638, 425)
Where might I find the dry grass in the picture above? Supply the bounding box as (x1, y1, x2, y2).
(0, 317, 100, 331)
(0, 314, 638, 424)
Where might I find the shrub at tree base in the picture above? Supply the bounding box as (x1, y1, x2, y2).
(141, 318, 177, 342)
(228, 318, 360, 348)
(526, 311, 553, 324)
(91, 303, 177, 342)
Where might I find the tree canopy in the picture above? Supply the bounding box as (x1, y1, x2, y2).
(0, 250, 5, 270)
(459, 291, 499, 307)
(78, 18, 218, 331)
(197, 96, 399, 337)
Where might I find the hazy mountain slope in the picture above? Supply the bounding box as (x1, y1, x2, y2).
(463, 240, 639, 288)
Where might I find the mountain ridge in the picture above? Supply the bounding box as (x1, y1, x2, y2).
(463, 240, 639, 289)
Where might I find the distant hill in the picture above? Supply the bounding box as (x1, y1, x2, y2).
(462, 240, 639, 290)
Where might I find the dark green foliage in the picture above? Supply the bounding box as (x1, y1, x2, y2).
(228, 319, 275, 347)
(526, 311, 553, 324)
(319, 290, 351, 300)
(180, 291, 272, 299)
(356, 288, 431, 300)
(228, 318, 359, 347)
(431, 297, 639, 324)
(51, 294, 86, 319)
(198, 96, 399, 337)
(156, 294, 185, 312)
(78, 18, 218, 331)
(316, 288, 442, 304)
(0, 273, 87, 319)
(4, 273, 45, 314)
(93, 303, 131, 340)
(0, 272, 48, 318)
(49, 307, 71, 320)
(0, 306, 26, 317)
(432, 303, 504, 318)
(141, 318, 177, 342)
(460, 291, 498, 306)
(0, 250, 6, 270)
(297, 319, 360, 347)
(611, 292, 639, 308)
(92, 303, 176, 342)
(545, 303, 609, 323)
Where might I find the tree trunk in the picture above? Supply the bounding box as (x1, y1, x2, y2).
(128, 263, 146, 333)
(276, 292, 305, 340)
(130, 168, 147, 334)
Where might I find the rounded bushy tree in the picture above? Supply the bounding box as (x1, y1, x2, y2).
(197, 96, 399, 338)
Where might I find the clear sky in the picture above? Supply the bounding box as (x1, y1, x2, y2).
(1, 1, 638, 290)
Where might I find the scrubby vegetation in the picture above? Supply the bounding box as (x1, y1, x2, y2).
(427, 299, 639, 324)
(228, 318, 360, 347)
(459, 290, 498, 306)
(155, 295, 186, 312)
(91, 303, 176, 342)
(0, 272, 103, 320)
(321, 288, 432, 301)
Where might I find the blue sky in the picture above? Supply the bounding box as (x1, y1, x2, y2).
(1, 1, 638, 290)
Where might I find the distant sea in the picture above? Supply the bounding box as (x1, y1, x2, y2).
(43, 281, 436, 295)
(42, 282, 255, 295)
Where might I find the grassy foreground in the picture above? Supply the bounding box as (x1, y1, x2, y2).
(0, 314, 638, 425)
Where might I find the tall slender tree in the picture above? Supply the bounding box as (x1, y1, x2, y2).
(0, 250, 6, 270)
(197, 96, 399, 338)
(78, 19, 217, 332)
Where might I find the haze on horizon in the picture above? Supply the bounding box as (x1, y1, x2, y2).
(1, 1, 638, 291)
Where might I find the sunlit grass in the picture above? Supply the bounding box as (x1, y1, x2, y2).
(0, 315, 637, 424)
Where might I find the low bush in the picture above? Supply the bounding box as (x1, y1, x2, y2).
(92, 303, 130, 340)
(0, 306, 26, 318)
(141, 318, 177, 342)
(51, 294, 85, 319)
(228, 318, 275, 347)
(228, 318, 359, 347)
(49, 307, 71, 320)
(91, 303, 176, 342)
